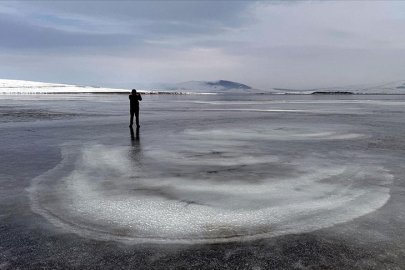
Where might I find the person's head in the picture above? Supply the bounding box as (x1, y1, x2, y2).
(132, 89, 137, 94)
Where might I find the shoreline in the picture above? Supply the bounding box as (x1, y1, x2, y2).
(0, 91, 218, 95)
(2, 92, 405, 95)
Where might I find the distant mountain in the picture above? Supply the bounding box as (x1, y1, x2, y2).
(397, 83, 405, 89)
(204, 80, 251, 90)
(85, 80, 262, 93)
(272, 80, 405, 95)
(162, 80, 258, 93)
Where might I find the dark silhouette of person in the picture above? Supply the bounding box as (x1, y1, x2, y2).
(129, 89, 142, 128)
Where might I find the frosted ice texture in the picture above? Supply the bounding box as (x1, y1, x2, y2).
(29, 125, 392, 243)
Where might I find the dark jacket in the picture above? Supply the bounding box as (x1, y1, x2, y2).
(129, 93, 142, 108)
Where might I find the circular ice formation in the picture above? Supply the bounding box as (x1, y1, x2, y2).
(29, 126, 391, 244)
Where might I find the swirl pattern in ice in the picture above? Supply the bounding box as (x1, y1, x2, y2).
(29, 126, 392, 243)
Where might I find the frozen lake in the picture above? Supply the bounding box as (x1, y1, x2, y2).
(1, 94, 405, 268)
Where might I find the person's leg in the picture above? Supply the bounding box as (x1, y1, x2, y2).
(135, 107, 140, 127)
(130, 109, 134, 127)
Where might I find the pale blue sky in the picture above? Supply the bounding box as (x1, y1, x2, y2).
(1, 1, 405, 89)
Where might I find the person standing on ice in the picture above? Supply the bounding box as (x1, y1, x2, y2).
(129, 89, 142, 128)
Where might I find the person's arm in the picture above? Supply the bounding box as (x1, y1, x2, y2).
(138, 93, 142, 101)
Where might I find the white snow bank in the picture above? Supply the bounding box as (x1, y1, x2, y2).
(0, 79, 217, 95)
(0, 79, 130, 94)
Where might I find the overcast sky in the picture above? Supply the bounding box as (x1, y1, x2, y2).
(1, 1, 405, 89)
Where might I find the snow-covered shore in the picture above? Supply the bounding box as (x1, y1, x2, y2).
(3, 78, 405, 95)
(0, 79, 217, 95)
(0, 79, 131, 94)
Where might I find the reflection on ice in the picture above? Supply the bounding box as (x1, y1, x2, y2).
(29, 125, 392, 243)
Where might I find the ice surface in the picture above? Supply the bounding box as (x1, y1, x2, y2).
(29, 122, 392, 243)
(3, 92, 405, 268)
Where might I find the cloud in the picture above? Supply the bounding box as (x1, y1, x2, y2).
(1, 1, 405, 89)
(0, 15, 140, 49)
(0, 1, 258, 55)
(22, 1, 252, 26)
(0, 1, 254, 45)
